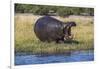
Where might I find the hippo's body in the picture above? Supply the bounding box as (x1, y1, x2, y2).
(34, 16, 76, 43)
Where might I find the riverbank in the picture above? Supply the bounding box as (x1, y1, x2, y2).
(15, 14, 94, 55)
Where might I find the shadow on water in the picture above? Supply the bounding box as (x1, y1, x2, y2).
(64, 40, 79, 44)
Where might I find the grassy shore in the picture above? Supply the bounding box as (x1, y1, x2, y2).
(15, 14, 94, 55)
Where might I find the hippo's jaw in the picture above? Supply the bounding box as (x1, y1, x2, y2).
(64, 34, 73, 40)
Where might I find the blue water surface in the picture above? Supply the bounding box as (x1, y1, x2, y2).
(15, 50, 94, 65)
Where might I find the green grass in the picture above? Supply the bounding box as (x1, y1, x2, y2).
(15, 14, 94, 55)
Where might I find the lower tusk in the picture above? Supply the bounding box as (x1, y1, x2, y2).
(64, 34, 74, 40)
(69, 35, 73, 39)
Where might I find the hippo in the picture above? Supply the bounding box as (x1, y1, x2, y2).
(34, 16, 76, 43)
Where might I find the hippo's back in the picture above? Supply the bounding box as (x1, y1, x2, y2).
(34, 16, 64, 42)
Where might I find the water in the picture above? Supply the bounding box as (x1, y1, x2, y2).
(15, 50, 94, 65)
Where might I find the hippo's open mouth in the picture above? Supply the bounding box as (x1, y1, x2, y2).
(63, 22, 76, 41)
(64, 26, 74, 40)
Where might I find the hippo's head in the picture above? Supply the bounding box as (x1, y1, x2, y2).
(63, 21, 76, 40)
